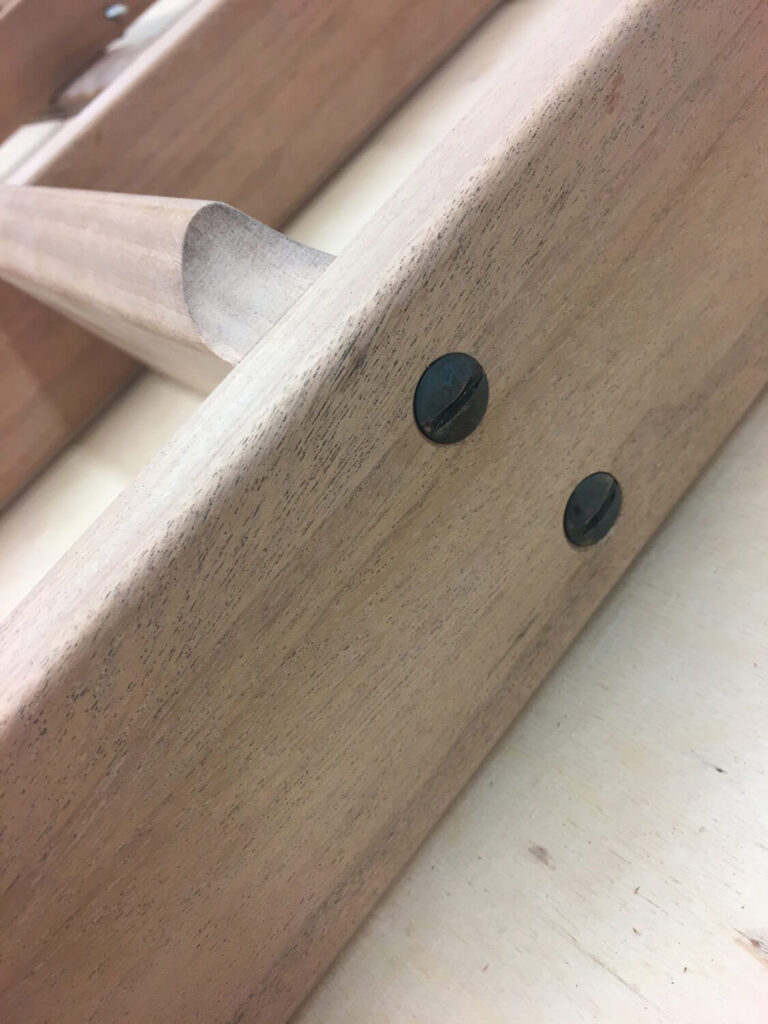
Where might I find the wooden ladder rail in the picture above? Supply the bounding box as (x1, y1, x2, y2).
(0, 0, 155, 140)
(0, 0, 497, 506)
(0, 1, 766, 1022)
(0, 185, 332, 388)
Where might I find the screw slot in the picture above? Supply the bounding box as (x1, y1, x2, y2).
(564, 472, 621, 547)
(414, 352, 489, 444)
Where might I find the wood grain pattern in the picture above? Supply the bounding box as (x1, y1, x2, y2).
(0, 186, 332, 388)
(296, 392, 768, 1022)
(0, 301, 138, 506)
(48, 1, 197, 118)
(49, 39, 151, 117)
(1, 1, 766, 1022)
(0, 0, 153, 140)
(0, 0, 494, 505)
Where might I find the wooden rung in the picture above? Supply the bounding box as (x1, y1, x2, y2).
(0, 0, 496, 507)
(0, 185, 332, 389)
(0, 0, 153, 140)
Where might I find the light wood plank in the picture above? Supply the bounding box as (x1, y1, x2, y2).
(1, 2, 766, 1022)
(47, 0, 198, 118)
(0, 1, 542, 622)
(0, 185, 332, 388)
(48, 39, 149, 117)
(0, 306, 138, 504)
(296, 393, 768, 1022)
(0, 0, 495, 505)
(0, 0, 154, 140)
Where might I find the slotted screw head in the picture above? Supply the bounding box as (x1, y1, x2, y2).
(413, 352, 489, 444)
(564, 472, 622, 546)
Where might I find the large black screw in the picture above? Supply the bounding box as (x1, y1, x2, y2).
(413, 352, 489, 444)
(564, 472, 622, 547)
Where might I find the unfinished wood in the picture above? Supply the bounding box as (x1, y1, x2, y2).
(0, 2, 536, 622)
(1, 2, 766, 1023)
(48, 39, 149, 117)
(0, 0, 153, 140)
(0, 312, 138, 504)
(48, 0, 198, 118)
(0, 186, 332, 388)
(0, 0, 496, 506)
(296, 394, 768, 1022)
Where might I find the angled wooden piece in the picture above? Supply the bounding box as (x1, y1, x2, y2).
(1, 1, 766, 1022)
(0, 0, 496, 505)
(0, 0, 153, 140)
(0, 185, 332, 388)
(49, 39, 151, 118)
(47, 2, 194, 118)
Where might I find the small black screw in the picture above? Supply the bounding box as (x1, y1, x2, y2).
(414, 352, 489, 444)
(564, 472, 622, 547)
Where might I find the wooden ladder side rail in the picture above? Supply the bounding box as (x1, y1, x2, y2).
(0, 0, 496, 506)
(1, 1, 766, 1022)
(49, 38, 155, 119)
(0, 0, 154, 141)
(47, 4, 197, 119)
(0, 185, 332, 389)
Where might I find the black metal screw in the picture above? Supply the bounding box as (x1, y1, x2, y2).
(413, 352, 489, 444)
(564, 472, 622, 547)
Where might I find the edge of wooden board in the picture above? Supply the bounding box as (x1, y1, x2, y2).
(0, 0, 497, 505)
(1, 1, 766, 1021)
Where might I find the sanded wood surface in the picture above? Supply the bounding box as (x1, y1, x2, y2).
(1, 1, 766, 1021)
(0, 0, 153, 140)
(295, 392, 768, 1022)
(49, 39, 150, 117)
(0, 186, 332, 388)
(0, 0, 495, 506)
(48, 0, 197, 118)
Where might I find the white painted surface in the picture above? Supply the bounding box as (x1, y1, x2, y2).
(1, 2, 766, 1019)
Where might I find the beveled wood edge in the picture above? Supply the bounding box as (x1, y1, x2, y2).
(0, 0, 497, 505)
(0, 0, 153, 140)
(1, 2, 766, 1021)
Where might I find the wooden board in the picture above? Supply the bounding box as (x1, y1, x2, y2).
(0, 186, 332, 388)
(49, 39, 153, 117)
(0, 1, 532, 624)
(0, 0, 495, 505)
(48, 0, 198, 118)
(295, 391, 768, 1022)
(0, 0, 153, 140)
(1, 1, 766, 1022)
